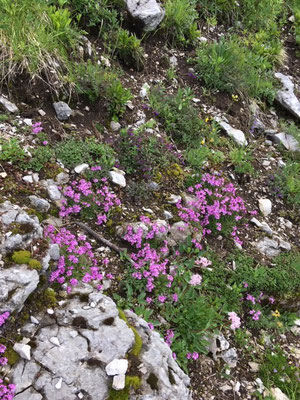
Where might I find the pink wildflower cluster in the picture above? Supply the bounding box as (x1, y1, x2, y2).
(0, 312, 9, 327)
(228, 311, 241, 330)
(249, 310, 261, 321)
(44, 226, 105, 293)
(177, 173, 247, 246)
(0, 344, 7, 367)
(164, 329, 174, 347)
(189, 274, 202, 286)
(187, 352, 199, 360)
(195, 257, 212, 267)
(60, 176, 120, 225)
(0, 379, 15, 400)
(32, 122, 43, 134)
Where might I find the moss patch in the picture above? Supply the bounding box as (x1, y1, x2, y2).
(12, 250, 31, 264)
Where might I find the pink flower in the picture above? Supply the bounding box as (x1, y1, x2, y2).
(172, 293, 178, 302)
(269, 297, 275, 304)
(158, 295, 167, 303)
(42, 140, 48, 145)
(189, 274, 202, 286)
(192, 352, 199, 360)
(228, 311, 241, 330)
(246, 294, 256, 304)
(148, 323, 154, 330)
(243, 282, 248, 288)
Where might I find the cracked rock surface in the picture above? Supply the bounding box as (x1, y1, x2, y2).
(11, 285, 191, 400)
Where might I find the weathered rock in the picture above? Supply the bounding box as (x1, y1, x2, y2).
(0, 201, 43, 254)
(207, 334, 238, 368)
(49, 243, 60, 261)
(110, 121, 121, 131)
(258, 198, 272, 217)
(29, 195, 50, 213)
(0, 265, 39, 313)
(11, 286, 191, 399)
(53, 101, 72, 121)
(215, 117, 248, 146)
(269, 387, 290, 400)
(274, 73, 300, 120)
(255, 236, 291, 258)
(125, 310, 191, 399)
(14, 388, 42, 400)
(0, 94, 19, 113)
(248, 362, 260, 373)
(56, 172, 70, 185)
(42, 180, 62, 202)
(109, 169, 126, 187)
(272, 132, 300, 152)
(125, 0, 165, 32)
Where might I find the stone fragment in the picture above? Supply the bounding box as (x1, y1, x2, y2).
(248, 362, 260, 372)
(125, 0, 165, 32)
(74, 163, 89, 174)
(274, 73, 300, 120)
(29, 195, 50, 212)
(49, 244, 60, 261)
(13, 343, 31, 360)
(109, 169, 126, 187)
(110, 121, 121, 131)
(53, 101, 72, 121)
(14, 388, 42, 400)
(0, 94, 19, 113)
(23, 175, 34, 184)
(258, 198, 272, 217)
(215, 117, 247, 146)
(105, 359, 128, 376)
(272, 132, 300, 152)
(269, 387, 290, 400)
(112, 374, 126, 390)
(56, 172, 69, 185)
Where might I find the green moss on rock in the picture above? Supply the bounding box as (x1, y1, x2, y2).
(12, 250, 31, 264)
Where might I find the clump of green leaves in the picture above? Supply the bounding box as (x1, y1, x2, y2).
(73, 60, 132, 116)
(55, 137, 115, 170)
(0, 138, 26, 163)
(162, 0, 199, 46)
(274, 162, 300, 207)
(193, 36, 277, 102)
(114, 28, 144, 70)
(229, 146, 255, 175)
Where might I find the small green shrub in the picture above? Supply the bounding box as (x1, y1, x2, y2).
(116, 121, 181, 178)
(193, 37, 277, 101)
(27, 146, 54, 171)
(229, 146, 255, 175)
(149, 87, 208, 145)
(162, 0, 199, 46)
(73, 60, 132, 116)
(55, 137, 115, 170)
(0, 138, 26, 163)
(274, 162, 300, 207)
(114, 28, 144, 70)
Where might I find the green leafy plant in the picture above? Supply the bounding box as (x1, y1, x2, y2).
(193, 36, 277, 101)
(114, 28, 144, 70)
(0, 138, 26, 163)
(274, 162, 300, 207)
(55, 137, 115, 170)
(229, 146, 255, 175)
(162, 0, 199, 46)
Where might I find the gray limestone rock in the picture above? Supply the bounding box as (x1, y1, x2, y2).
(170, 221, 191, 243)
(29, 195, 50, 212)
(0, 201, 43, 254)
(274, 73, 300, 120)
(0, 94, 19, 113)
(10, 287, 191, 400)
(126, 0, 165, 32)
(272, 132, 300, 152)
(53, 101, 72, 121)
(215, 117, 247, 146)
(255, 236, 291, 258)
(0, 265, 39, 313)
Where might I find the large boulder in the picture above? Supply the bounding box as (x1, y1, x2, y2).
(126, 0, 165, 31)
(11, 287, 191, 399)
